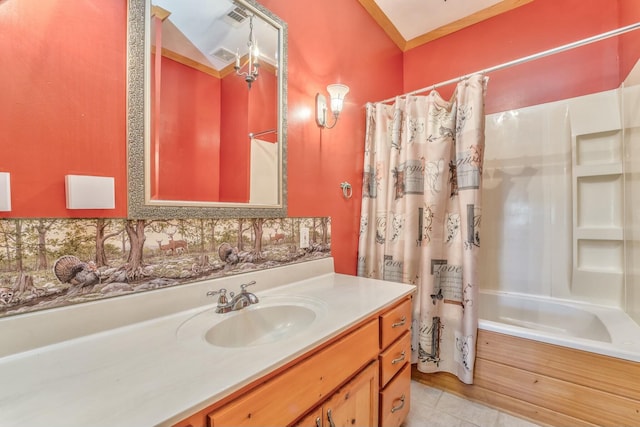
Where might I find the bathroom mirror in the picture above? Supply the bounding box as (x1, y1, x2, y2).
(127, 0, 287, 218)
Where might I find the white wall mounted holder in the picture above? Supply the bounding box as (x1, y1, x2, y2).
(65, 175, 115, 209)
(0, 172, 11, 211)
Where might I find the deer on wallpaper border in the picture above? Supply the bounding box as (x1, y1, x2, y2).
(156, 240, 173, 256)
(269, 233, 285, 244)
(167, 232, 188, 254)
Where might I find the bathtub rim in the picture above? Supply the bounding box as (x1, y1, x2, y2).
(477, 290, 640, 362)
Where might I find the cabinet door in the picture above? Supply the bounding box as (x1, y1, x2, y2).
(324, 361, 379, 427)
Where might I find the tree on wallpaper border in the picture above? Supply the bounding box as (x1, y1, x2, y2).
(94, 219, 123, 268)
(125, 219, 148, 280)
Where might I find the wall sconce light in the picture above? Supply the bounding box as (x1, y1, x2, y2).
(234, 14, 260, 89)
(316, 84, 349, 129)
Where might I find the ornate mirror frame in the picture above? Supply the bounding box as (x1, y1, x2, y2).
(126, 0, 288, 218)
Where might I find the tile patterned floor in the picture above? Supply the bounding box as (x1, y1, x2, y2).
(403, 381, 545, 427)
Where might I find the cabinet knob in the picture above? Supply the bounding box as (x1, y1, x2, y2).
(390, 394, 406, 413)
(391, 350, 406, 365)
(327, 408, 336, 427)
(391, 316, 406, 328)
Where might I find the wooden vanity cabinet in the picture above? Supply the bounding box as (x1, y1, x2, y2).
(378, 298, 412, 427)
(173, 296, 414, 427)
(206, 319, 379, 427)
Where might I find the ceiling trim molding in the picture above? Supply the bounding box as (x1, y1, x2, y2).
(151, 5, 171, 21)
(405, 0, 535, 50)
(152, 49, 279, 80)
(360, 0, 535, 52)
(155, 47, 222, 78)
(357, 0, 407, 50)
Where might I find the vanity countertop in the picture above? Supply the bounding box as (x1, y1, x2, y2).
(0, 259, 415, 427)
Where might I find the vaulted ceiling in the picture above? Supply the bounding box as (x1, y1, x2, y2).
(360, 0, 533, 51)
(152, 0, 533, 73)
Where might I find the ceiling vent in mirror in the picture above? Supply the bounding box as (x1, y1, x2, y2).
(212, 47, 237, 62)
(224, 6, 248, 27)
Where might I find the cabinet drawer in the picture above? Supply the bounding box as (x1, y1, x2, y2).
(379, 331, 410, 388)
(379, 363, 411, 427)
(379, 298, 411, 349)
(208, 319, 379, 427)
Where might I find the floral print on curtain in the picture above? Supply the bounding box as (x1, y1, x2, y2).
(357, 74, 488, 384)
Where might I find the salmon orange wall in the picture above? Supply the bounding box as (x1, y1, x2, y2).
(219, 72, 250, 202)
(10, 1, 636, 276)
(403, 0, 640, 114)
(620, 0, 640, 79)
(153, 57, 221, 202)
(259, 0, 404, 274)
(0, 0, 127, 218)
(248, 69, 278, 144)
(219, 69, 277, 202)
(0, 0, 404, 274)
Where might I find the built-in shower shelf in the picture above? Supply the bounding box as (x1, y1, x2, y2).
(569, 88, 624, 306)
(575, 266, 624, 275)
(577, 238, 623, 267)
(575, 130, 622, 166)
(575, 163, 623, 177)
(576, 174, 623, 228)
(575, 228, 623, 240)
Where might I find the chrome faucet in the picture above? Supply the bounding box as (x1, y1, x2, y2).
(207, 281, 259, 313)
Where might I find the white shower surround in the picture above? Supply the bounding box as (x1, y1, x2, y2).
(481, 97, 574, 299)
(479, 64, 640, 341)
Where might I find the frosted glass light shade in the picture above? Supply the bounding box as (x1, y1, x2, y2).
(0, 172, 11, 211)
(327, 84, 349, 115)
(315, 83, 350, 129)
(65, 175, 115, 209)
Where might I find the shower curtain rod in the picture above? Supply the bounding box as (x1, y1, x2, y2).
(374, 21, 640, 104)
(248, 128, 277, 139)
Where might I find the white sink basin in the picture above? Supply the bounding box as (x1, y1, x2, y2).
(176, 295, 327, 348)
(205, 305, 316, 347)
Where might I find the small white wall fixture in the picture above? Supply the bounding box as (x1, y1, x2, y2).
(65, 175, 115, 209)
(0, 172, 11, 211)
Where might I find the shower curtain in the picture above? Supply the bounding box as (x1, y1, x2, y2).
(357, 74, 488, 384)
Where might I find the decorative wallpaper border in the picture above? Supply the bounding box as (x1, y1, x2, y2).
(0, 217, 331, 318)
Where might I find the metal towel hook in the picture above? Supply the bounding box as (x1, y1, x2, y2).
(340, 182, 352, 199)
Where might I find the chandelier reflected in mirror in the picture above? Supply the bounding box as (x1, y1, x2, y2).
(234, 14, 260, 89)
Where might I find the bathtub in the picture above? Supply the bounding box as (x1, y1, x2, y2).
(477, 290, 640, 362)
(414, 290, 640, 426)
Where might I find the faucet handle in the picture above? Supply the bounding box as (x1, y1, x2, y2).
(240, 281, 256, 292)
(241, 281, 259, 304)
(206, 288, 228, 304)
